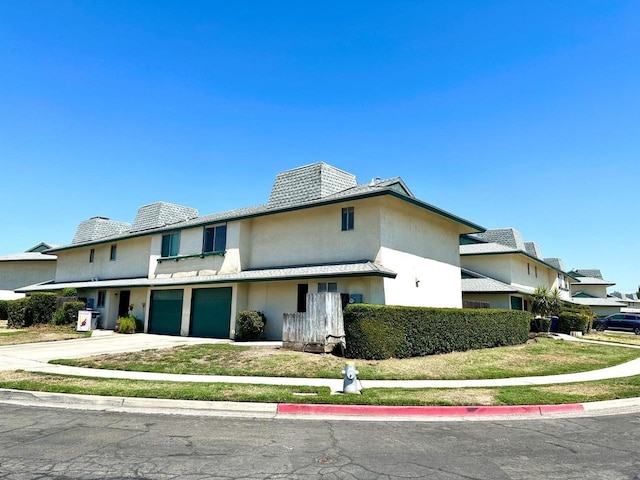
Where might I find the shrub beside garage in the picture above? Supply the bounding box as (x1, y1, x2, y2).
(344, 304, 530, 360)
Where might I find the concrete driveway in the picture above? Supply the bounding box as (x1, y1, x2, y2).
(0, 332, 227, 372)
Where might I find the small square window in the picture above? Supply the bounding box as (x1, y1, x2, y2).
(341, 207, 354, 231)
(318, 282, 338, 293)
(161, 232, 180, 257)
(110, 245, 117, 261)
(89, 248, 95, 263)
(97, 290, 106, 307)
(203, 224, 227, 253)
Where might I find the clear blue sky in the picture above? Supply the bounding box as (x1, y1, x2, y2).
(1, 1, 639, 293)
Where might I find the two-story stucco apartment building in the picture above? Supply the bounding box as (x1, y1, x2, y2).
(460, 228, 576, 311)
(19, 163, 484, 339)
(0, 243, 57, 300)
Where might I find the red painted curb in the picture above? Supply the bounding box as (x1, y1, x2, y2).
(277, 403, 585, 417)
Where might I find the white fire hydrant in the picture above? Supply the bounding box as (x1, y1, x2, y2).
(341, 361, 361, 394)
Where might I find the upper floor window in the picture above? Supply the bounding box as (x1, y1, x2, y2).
(89, 248, 95, 263)
(318, 282, 338, 293)
(161, 232, 180, 257)
(535, 266, 538, 278)
(110, 245, 117, 261)
(341, 207, 354, 231)
(527, 263, 530, 275)
(203, 224, 227, 253)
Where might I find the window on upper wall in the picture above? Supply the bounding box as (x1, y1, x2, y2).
(527, 263, 530, 275)
(161, 232, 180, 257)
(203, 224, 227, 253)
(341, 207, 354, 231)
(110, 245, 117, 261)
(97, 290, 106, 307)
(318, 282, 338, 293)
(535, 266, 538, 278)
(89, 248, 95, 263)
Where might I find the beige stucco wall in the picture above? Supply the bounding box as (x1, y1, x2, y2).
(241, 277, 384, 340)
(571, 283, 609, 298)
(55, 237, 152, 282)
(149, 222, 241, 278)
(246, 199, 382, 269)
(378, 248, 462, 307)
(462, 253, 572, 300)
(0, 260, 56, 295)
(462, 293, 512, 310)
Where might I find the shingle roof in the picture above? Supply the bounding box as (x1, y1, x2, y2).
(131, 202, 199, 232)
(524, 241, 543, 259)
(0, 252, 57, 262)
(570, 269, 603, 279)
(571, 276, 615, 286)
(544, 258, 565, 271)
(50, 163, 484, 252)
(72, 217, 131, 244)
(460, 243, 517, 255)
(477, 228, 526, 250)
(569, 297, 626, 307)
(16, 260, 397, 292)
(461, 268, 518, 293)
(268, 162, 357, 208)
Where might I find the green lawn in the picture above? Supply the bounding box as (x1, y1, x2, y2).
(51, 337, 640, 380)
(2, 370, 640, 406)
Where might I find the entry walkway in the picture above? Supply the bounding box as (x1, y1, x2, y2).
(2, 332, 640, 393)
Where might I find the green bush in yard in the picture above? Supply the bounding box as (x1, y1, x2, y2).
(52, 301, 86, 326)
(530, 317, 551, 333)
(344, 304, 530, 360)
(7, 298, 32, 329)
(116, 316, 137, 334)
(235, 310, 267, 340)
(0, 300, 8, 320)
(29, 293, 57, 325)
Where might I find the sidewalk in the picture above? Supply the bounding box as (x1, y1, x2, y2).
(2, 332, 640, 420)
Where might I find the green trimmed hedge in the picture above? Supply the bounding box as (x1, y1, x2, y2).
(52, 301, 86, 327)
(344, 304, 530, 360)
(7, 298, 32, 329)
(30, 293, 57, 325)
(556, 304, 594, 335)
(0, 300, 8, 320)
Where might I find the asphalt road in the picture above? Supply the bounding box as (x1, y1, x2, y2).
(1, 405, 640, 479)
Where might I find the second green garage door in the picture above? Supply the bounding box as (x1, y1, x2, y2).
(190, 287, 232, 338)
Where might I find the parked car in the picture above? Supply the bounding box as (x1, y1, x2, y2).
(593, 314, 640, 335)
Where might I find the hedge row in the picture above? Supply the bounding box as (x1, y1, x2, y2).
(0, 300, 8, 320)
(557, 304, 593, 335)
(6, 295, 85, 328)
(344, 304, 530, 360)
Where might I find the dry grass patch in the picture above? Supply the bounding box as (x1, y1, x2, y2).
(52, 337, 640, 380)
(0, 326, 90, 345)
(585, 332, 640, 347)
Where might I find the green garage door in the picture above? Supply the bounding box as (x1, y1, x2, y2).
(149, 289, 183, 335)
(190, 287, 232, 338)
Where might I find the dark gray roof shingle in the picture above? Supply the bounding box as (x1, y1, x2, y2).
(477, 228, 526, 250)
(72, 217, 131, 244)
(131, 202, 199, 232)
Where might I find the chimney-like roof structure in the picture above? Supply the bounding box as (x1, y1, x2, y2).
(267, 162, 357, 208)
(131, 202, 199, 232)
(72, 217, 131, 244)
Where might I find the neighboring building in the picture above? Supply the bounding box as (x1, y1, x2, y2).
(0, 243, 58, 300)
(610, 291, 640, 314)
(460, 228, 574, 310)
(19, 162, 484, 339)
(569, 269, 626, 316)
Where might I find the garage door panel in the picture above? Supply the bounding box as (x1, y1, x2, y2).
(190, 287, 232, 338)
(149, 289, 183, 336)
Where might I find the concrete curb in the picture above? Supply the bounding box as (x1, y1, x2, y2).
(3, 387, 640, 420)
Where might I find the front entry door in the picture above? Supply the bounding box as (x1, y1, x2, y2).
(118, 290, 131, 318)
